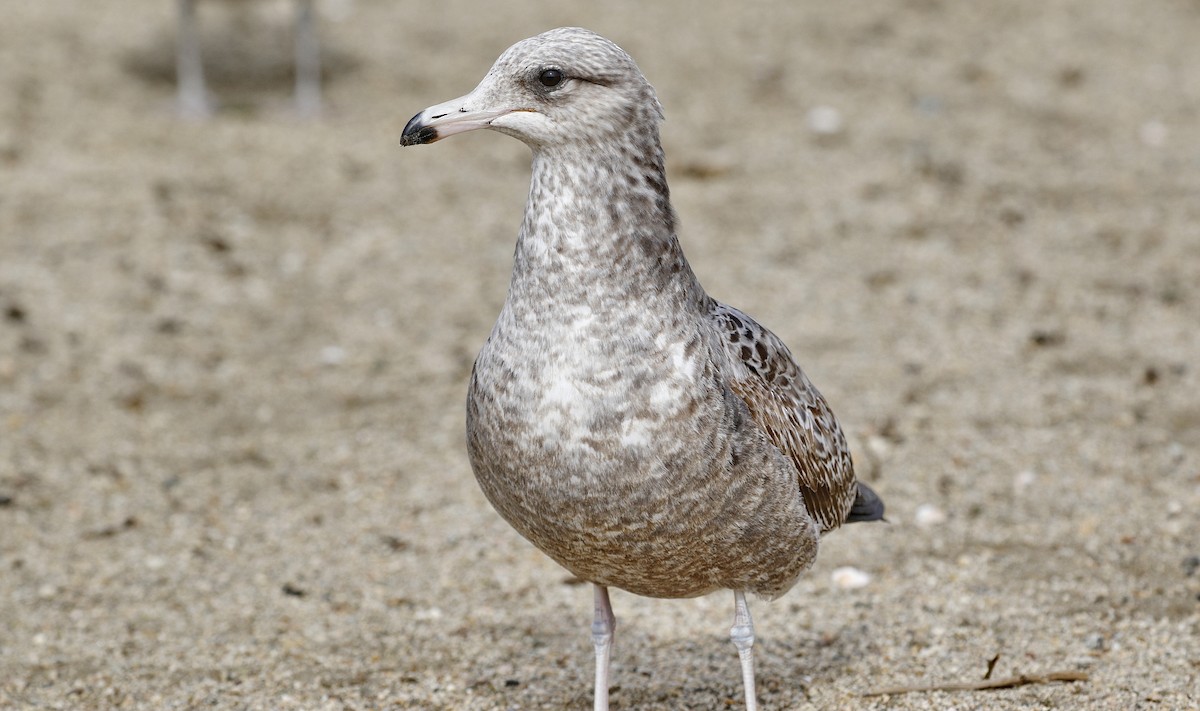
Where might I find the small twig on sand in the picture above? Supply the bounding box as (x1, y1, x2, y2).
(983, 653, 1001, 680)
(862, 670, 1089, 697)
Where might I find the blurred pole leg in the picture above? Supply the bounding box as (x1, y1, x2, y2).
(293, 0, 321, 117)
(175, 0, 212, 118)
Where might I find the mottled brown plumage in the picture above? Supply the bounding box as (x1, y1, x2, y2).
(710, 303, 858, 534)
(400, 27, 883, 711)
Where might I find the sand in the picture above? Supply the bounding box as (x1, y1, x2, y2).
(1, 0, 1197, 709)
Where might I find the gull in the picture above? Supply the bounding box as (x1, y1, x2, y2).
(175, 0, 321, 117)
(400, 27, 884, 710)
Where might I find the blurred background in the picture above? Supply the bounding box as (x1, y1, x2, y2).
(0, 1, 1197, 708)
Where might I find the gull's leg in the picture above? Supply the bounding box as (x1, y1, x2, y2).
(592, 584, 616, 711)
(730, 590, 758, 711)
(292, 0, 321, 117)
(175, 0, 212, 118)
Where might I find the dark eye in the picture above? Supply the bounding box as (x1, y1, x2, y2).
(538, 69, 563, 88)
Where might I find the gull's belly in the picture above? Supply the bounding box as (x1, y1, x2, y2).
(465, 333, 818, 598)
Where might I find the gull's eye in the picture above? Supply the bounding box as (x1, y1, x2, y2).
(538, 69, 564, 88)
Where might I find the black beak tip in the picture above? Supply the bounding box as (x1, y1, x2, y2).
(400, 112, 438, 147)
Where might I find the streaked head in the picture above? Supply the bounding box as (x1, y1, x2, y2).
(400, 28, 662, 150)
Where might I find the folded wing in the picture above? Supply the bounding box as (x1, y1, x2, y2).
(708, 302, 863, 533)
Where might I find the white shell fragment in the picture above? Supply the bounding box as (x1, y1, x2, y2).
(319, 345, 347, 366)
(1014, 470, 1036, 493)
(914, 503, 947, 527)
(831, 566, 872, 590)
(807, 105, 844, 136)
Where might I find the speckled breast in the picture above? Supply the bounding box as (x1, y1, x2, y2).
(463, 326, 820, 599)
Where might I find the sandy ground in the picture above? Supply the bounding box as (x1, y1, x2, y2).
(1, 1, 1198, 709)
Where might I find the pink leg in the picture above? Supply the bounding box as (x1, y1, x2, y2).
(731, 591, 758, 710)
(592, 584, 616, 711)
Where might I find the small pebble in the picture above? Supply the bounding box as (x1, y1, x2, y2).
(831, 566, 871, 590)
(319, 345, 347, 366)
(914, 503, 947, 527)
(807, 105, 844, 136)
(281, 583, 308, 597)
(1139, 120, 1168, 147)
(865, 435, 892, 460)
(1013, 470, 1036, 494)
(1085, 633, 1106, 651)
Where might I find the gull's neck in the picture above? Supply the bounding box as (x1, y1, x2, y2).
(507, 134, 705, 314)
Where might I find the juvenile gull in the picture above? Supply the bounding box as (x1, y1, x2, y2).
(400, 27, 884, 710)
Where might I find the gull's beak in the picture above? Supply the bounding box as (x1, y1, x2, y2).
(400, 94, 517, 147)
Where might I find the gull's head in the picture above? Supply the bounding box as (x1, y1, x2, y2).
(400, 28, 662, 150)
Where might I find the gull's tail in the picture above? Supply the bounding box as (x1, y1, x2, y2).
(845, 482, 886, 523)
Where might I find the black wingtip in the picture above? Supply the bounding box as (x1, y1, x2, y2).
(845, 482, 886, 524)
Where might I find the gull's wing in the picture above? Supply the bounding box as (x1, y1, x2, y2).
(708, 301, 867, 533)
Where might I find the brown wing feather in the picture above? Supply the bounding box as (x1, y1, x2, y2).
(709, 302, 857, 533)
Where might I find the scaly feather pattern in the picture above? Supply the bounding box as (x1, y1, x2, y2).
(707, 302, 857, 534)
